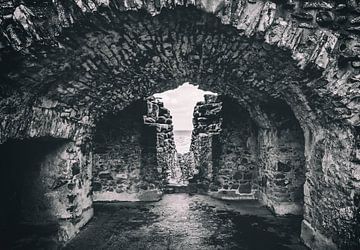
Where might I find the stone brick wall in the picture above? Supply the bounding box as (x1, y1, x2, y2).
(257, 101, 306, 215)
(189, 95, 260, 199)
(92, 97, 177, 201)
(189, 95, 222, 191)
(0, 138, 93, 246)
(212, 97, 259, 198)
(188, 93, 358, 248)
(189, 97, 305, 206)
(143, 96, 178, 188)
(13, 98, 96, 245)
(92, 100, 150, 201)
(301, 126, 359, 249)
(0, 0, 359, 248)
(176, 152, 196, 185)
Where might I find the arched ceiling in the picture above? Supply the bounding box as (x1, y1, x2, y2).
(0, 0, 359, 142)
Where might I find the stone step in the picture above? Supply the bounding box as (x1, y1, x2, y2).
(209, 190, 257, 201)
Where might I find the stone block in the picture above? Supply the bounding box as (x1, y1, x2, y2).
(233, 171, 243, 180)
(238, 182, 251, 193)
(92, 181, 102, 191)
(301, 220, 338, 250)
(277, 162, 291, 172)
(99, 171, 113, 180)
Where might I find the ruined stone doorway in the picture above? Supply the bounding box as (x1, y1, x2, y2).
(71, 94, 308, 250)
(92, 99, 167, 202)
(154, 82, 217, 154)
(153, 83, 217, 189)
(188, 96, 306, 217)
(92, 85, 218, 200)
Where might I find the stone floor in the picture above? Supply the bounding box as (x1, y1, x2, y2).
(64, 194, 308, 250)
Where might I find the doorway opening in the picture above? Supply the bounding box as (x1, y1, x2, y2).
(154, 82, 217, 154)
(154, 83, 217, 188)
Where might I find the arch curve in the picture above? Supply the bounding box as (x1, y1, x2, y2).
(0, 1, 359, 249)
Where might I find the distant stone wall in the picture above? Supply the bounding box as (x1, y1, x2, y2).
(189, 95, 260, 199)
(189, 95, 222, 191)
(92, 97, 177, 201)
(143, 96, 178, 187)
(213, 98, 259, 198)
(176, 151, 196, 184)
(92, 100, 150, 201)
(257, 101, 306, 215)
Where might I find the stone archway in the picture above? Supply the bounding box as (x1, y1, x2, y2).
(0, 1, 359, 249)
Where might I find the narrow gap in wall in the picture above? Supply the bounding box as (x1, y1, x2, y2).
(154, 82, 217, 154)
(91, 87, 220, 201)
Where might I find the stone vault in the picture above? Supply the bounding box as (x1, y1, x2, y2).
(0, 0, 359, 249)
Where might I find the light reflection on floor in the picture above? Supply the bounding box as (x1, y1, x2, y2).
(64, 194, 308, 250)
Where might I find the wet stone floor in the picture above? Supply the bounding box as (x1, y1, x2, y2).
(64, 194, 308, 250)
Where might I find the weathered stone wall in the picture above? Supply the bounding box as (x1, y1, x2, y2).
(301, 125, 359, 250)
(257, 101, 306, 215)
(212, 97, 259, 199)
(188, 93, 359, 248)
(0, 0, 359, 248)
(18, 98, 95, 245)
(176, 151, 196, 185)
(190, 96, 305, 208)
(92, 100, 150, 201)
(0, 138, 93, 247)
(92, 97, 177, 201)
(143, 97, 178, 189)
(190, 95, 260, 199)
(189, 95, 222, 191)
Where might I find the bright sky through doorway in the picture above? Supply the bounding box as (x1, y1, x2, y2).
(154, 83, 216, 131)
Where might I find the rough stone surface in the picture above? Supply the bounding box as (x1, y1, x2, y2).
(0, 138, 93, 248)
(257, 100, 306, 215)
(213, 97, 259, 198)
(92, 97, 177, 201)
(176, 151, 196, 184)
(92, 100, 151, 201)
(189, 96, 305, 208)
(189, 95, 223, 192)
(0, 0, 359, 248)
(143, 97, 178, 189)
